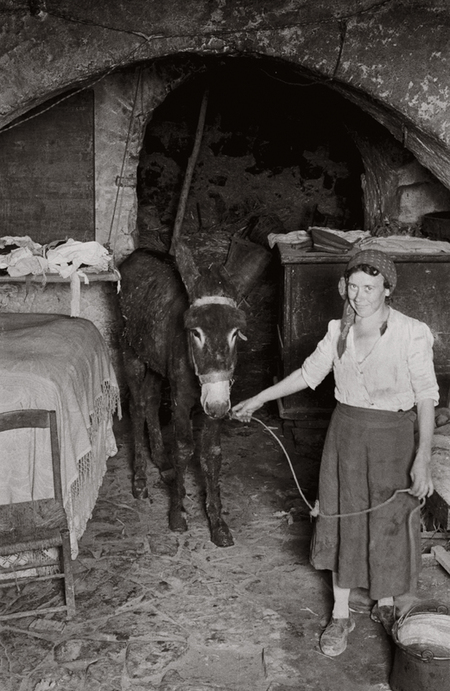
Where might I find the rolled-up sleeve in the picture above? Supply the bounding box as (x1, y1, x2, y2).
(301, 321, 338, 390)
(408, 322, 439, 404)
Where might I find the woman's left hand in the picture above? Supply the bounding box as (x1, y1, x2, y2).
(409, 450, 434, 500)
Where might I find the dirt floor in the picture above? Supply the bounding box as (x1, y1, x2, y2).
(1, 410, 450, 691)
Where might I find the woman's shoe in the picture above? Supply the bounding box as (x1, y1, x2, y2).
(320, 616, 356, 656)
(370, 604, 396, 635)
(349, 587, 375, 613)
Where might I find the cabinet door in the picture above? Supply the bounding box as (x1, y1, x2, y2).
(394, 261, 450, 405)
(280, 261, 344, 419)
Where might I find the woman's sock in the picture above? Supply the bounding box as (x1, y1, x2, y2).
(331, 573, 351, 619)
(378, 596, 394, 608)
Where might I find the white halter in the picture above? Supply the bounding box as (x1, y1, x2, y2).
(192, 296, 237, 308)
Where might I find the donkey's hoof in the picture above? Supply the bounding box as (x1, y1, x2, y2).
(133, 479, 149, 500)
(211, 523, 234, 548)
(160, 468, 176, 484)
(169, 510, 188, 533)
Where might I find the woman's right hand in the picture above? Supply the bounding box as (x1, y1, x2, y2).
(231, 396, 264, 423)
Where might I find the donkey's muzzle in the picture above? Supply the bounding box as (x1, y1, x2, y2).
(200, 375, 232, 419)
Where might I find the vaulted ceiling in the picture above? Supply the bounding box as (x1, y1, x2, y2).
(1, 1, 450, 187)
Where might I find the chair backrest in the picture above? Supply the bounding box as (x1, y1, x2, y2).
(0, 408, 76, 619)
(0, 409, 62, 502)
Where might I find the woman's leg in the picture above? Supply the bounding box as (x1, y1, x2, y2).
(331, 573, 351, 618)
(371, 595, 396, 635)
(320, 573, 354, 657)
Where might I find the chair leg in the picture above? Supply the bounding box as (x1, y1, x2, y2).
(60, 528, 76, 619)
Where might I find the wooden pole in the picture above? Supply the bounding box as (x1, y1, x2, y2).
(169, 88, 209, 256)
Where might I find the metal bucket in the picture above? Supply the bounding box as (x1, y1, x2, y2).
(421, 211, 450, 241)
(390, 603, 450, 691)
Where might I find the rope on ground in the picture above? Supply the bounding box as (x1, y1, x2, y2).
(251, 416, 420, 519)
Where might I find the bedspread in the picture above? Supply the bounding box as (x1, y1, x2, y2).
(0, 313, 121, 558)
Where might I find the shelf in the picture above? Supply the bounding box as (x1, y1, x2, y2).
(277, 245, 450, 265)
(0, 271, 119, 284)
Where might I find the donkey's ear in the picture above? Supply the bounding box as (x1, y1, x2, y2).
(174, 241, 201, 297)
(224, 239, 272, 300)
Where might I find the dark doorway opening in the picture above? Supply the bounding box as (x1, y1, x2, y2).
(136, 56, 365, 256)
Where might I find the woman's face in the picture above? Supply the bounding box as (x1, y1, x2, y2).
(347, 270, 389, 318)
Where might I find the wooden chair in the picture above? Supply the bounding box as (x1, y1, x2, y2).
(0, 409, 76, 620)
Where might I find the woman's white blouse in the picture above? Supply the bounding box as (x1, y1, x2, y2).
(301, 307, 439, 411)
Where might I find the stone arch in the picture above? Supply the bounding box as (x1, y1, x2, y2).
(2, 2, 450, 254)
(91, 52, 450, 259)
(1, 1, 450, 167)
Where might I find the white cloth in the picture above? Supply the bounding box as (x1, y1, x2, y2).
(0, 246, 49, 275)
(46, 239, 111, 278)
(0, 238, 113, 278)
(356, 235, 450, 254)
(0, 237, 116, 317)
(268, 231, 312, 248)
(0, 313, 121, 557)
(301, 307, 439, 410)
(0, 235, 42, 252)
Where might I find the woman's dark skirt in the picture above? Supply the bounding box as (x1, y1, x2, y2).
(310, 403, 421, 600)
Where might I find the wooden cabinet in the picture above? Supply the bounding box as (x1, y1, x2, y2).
(278, 245, 450, 420)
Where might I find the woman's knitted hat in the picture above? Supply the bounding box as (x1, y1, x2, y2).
(346, 249, 397, 292)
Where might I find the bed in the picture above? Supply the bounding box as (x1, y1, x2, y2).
(0, 312, 121, 560)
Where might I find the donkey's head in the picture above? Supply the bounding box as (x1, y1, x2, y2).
(176, 243, 247, 419)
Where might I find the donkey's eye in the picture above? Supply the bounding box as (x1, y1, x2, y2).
(191, 329, 201, 339)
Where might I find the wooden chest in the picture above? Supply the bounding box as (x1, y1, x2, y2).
(278, 245, 450, 420)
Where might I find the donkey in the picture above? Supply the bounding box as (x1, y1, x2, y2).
(118, 243, 247, 547)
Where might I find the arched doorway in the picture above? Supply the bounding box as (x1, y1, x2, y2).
(136, 56, 365, 259)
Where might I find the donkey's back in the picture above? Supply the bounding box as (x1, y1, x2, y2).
(119, 249, 189, 376)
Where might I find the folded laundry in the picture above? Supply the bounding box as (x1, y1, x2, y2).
(0, 235, 42, 253)
(274, 228, 450, 255)
(46, 239, 112, 277)
(0, 236, 114, 277)
(310, 227, 370, 253)
(0, 236, 116, 316)
(268, 230, 313, 249)
(356, 234, 450, 254)
(0, 247, 49, 276)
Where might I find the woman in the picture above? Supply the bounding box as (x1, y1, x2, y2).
(231, 249, 438, 657)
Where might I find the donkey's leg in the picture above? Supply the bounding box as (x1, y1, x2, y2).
(122, 347, 152, 500)
(168, 392, 195, 534)
(143, 371, 174, 483)
(197, 413, 234, 547)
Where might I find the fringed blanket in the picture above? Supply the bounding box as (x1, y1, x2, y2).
(0, 313, 121, 558)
